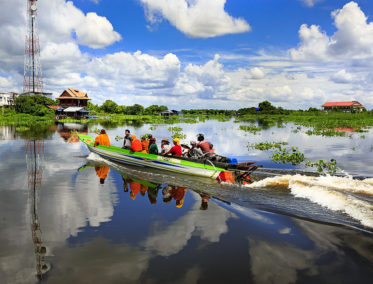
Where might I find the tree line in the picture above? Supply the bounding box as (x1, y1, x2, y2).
(87, 100, 168, 115)
(10, 95, 364, 117)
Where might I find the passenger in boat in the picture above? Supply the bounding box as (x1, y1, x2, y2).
(189, 141, 203, 158)
(165, 138, 182, 156)
(196, 133, 210, 154)
(149, 138, 159, 154)
(208, 143, 215, 155)
(161, 138, 171, 154)
(122, 129, 131, 149)
(181, 143, 191, 156)
(141, 136, 149, 153)
(94, 129, 110, 147)
(130, 135, 142, 152)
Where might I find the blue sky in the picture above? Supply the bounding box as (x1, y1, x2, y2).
(1, 0, 373, 109)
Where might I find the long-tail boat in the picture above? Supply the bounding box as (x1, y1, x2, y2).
(78, 134, 261, 182)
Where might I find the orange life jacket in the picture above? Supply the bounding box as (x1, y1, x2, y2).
(94, 134, 110, 147)
(130, 139, 142, 152)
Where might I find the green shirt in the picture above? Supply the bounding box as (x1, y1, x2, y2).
(149, 143, 159, 155)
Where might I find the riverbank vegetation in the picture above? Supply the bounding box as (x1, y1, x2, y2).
(2, 96, 373, 134)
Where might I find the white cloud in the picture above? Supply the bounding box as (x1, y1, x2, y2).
(174, 54, 230, 99)
(289, 24, 330, 61)
(0, 76, 17, 91)
(140, 0, 251, 38)
(37, 0, 121, 48)
(249, 67, 265, 79)
(301, 0, 323, 7)
(290, 2, 373, 62)
(75, 12, 122, 49)
(1, 0, 373, 109)
(330, 69, 354, 84)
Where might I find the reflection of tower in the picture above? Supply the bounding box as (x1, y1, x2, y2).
(25, 139, 49, 280)
(23, 0, 43, 94)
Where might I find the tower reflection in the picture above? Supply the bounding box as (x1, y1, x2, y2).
(25, 139, 50, 280)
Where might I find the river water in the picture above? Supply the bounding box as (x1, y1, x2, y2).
(0, 120, 372, 283)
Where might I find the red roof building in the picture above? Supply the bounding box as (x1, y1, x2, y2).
(321, 101, 365, 112)
(56, 88, 91, 108)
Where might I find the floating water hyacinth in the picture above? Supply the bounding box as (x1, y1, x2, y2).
(239, 125, 261, 134)
(92, 128, 101, 134)
(115, 135, 123, 141)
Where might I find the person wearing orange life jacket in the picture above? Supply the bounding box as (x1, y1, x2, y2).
(130, 135, 142, 152)
(141, 136, 149, 153)
(94, 129, 110, 147)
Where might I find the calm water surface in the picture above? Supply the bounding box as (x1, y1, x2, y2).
(0, 120, 372, 283)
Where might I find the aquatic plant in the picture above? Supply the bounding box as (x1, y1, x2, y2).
(305, 159, 338, 174)
(248, 141, 288, 151)
(167, 126, 186, 139)
(272, 147, 306, 166)
(172, 133, 187, 139)
(307, 129, 347, 137)
(239, 125, 261, 134)
(168, 127, 183, 132)
(115, 135, 123, 141)
(248, 142, 340, 174)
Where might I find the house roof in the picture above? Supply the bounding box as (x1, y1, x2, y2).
(321, 101, 364, 107)
(63, 107, 89, 113)
(56, 88, 91, 100)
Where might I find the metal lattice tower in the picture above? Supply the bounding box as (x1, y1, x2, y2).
(23, 0, 43, 94)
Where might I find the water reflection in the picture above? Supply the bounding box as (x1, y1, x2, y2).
(82, 161, 205, 209)
(57, 123, 88, 143)
(1, 121, 373, 282)
(25, 139, 50, 280)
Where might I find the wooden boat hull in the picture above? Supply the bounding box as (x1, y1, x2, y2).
(79, 135, 223, 179)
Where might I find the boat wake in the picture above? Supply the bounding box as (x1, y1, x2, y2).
(247, 175, 373, 229)
(85, 152, 373, 231)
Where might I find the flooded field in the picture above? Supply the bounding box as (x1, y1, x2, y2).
(0, 119, 372, 283)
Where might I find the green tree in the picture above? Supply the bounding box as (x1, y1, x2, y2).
(258, 100, 276, 112)
(144, 104, 168, 115)
(100, 100, 119, 113)
(14, 94, 54, 116)
(87, 101, 100, 113)
(117, 105, 127, 114)
(125, 104, 144, 115)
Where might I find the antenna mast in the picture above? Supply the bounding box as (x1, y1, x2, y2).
(23, 0, 43, 94)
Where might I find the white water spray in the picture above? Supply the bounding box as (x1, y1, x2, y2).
(247, 175, 373, 228)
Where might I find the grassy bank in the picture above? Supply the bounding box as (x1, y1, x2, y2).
(0, 109, 55, 127)
(236, 111, 373, 131)
(58, 114, 199, 125)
